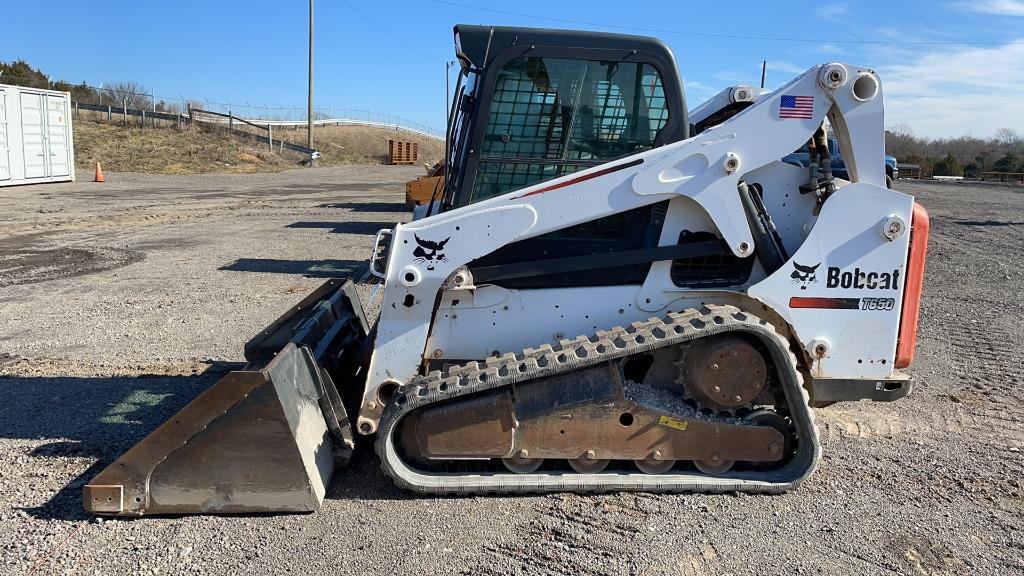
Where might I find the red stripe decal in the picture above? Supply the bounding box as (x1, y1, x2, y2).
(789, 297, 861, 310)
(509, 158, 644, 200)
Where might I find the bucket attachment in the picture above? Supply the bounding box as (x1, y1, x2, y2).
(84, 278, 369, 516)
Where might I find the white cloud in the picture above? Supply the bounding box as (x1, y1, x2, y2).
(956, 0, 1024, 16)
(814, 44, 848, 56)
(765, 61, 806, 75)
(705, 63, 812, 94)
(682, 79, 718, 102)
(815, 3, 851, 21)
(694, 41, 1024, 139)
(711, 70, 748, 84)
(877, 41, 1024, 138)
(684, 80, 716, 94)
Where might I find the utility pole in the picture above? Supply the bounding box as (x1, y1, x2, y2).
(445, 61, 456, 126)
(307, 0, 315, 165)
(761, 60, 767, 89)
(445, 60, 456, 150)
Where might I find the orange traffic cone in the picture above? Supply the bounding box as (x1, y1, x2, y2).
(94, 162, 105, 183)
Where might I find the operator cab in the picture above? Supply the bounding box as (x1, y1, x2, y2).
(434, 25, 704, 288)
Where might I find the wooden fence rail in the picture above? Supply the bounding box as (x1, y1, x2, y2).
(72, 101, 318, 159)
(190, 108, 318, 158)
(979, 171, 1024, 183)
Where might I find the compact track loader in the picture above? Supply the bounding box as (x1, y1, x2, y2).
(85, 25, 929, 515)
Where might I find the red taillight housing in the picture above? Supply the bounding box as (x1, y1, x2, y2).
(895, 202, 930, 368)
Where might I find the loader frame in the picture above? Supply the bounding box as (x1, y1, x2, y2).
(359, 62, 915, 434)
(82, 23, 929, 515)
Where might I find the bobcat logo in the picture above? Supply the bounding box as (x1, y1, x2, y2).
(413, 234, 450, 271)
(791, 262, 820, 290)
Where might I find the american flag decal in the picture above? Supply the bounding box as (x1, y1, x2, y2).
(779, 95, 814, 119)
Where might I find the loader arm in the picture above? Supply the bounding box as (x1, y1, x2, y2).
(359, 62, 890, 433)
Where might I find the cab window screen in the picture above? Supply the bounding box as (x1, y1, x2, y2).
(472, 57, 669, 202)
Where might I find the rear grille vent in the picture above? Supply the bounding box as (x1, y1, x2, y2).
(670, 231, 753, 288)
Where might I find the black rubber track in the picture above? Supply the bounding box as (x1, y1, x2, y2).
(375, 304, 820, 494)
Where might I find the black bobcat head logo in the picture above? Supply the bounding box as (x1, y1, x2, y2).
(413, 234, 450, 271)
(791, 262, 820, 290)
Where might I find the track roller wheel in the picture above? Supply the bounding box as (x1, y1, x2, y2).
(502, 456, 543, 474)
(634, 455, 676, 474)
(568, 457, 609, 473)
(743, 409, 794, 468)
(694, 457, 735, 476)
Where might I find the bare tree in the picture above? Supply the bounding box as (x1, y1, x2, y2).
(155, 100, 181, 114)
(104, 81, 152, 109)
(885, 124, 920, 161)
(884, 123, 1024, 174)
(888, 123, 914, 138)
(994, 128, 1021, 147)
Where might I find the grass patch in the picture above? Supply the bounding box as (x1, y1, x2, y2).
(72, 112, 444, 174)
(74, 114, 295, 174)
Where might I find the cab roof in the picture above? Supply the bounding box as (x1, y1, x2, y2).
(453, 24, 677, 70)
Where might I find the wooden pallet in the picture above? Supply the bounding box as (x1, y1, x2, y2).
(389, 140, 419, 165)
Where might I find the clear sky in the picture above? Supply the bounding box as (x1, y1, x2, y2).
(2, 0, 1021, 139)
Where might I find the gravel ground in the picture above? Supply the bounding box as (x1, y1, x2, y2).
(0, 173, 1021, 575)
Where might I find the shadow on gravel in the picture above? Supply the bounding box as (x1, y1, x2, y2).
(324, 449, 413, 502)
(0, 233, 145, 288)
(317, 201, 409, 213)
(954, 219, 1024, 227)
(276, 182, 389, 193)
(0, 364, 238, 521)
(286, 220, 395, 235)
(220, 258, 367, 279)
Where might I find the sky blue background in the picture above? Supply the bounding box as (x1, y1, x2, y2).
(2, 0, 1021, 137)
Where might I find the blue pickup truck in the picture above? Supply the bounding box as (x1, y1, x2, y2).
(784, 137, 897, 188)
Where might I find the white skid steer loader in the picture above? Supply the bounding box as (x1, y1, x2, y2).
(85, 25, 929, 515)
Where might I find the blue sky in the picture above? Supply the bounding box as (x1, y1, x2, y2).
(2, 0, 1022, 138)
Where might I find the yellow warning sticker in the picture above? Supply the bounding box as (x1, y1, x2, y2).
(658, 415, 689, 431)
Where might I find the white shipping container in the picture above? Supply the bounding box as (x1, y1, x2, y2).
(0, 83, 76, 187)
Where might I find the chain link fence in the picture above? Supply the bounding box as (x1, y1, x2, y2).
(0, 74, 442, 138)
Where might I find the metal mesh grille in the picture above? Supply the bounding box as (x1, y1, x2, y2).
(670, 232, 754, 288)
(472, 162, 586, 203)
(480, 60, 564, 159)
(471, 56, 670, 202)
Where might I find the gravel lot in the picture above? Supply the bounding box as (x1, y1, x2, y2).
(0, 172, 1021, 575)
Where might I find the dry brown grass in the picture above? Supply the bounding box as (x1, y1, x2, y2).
(73, 114, 295, 174)
(236, 152, 263, 165)
(72, 113, 445, 174)
(270, 124, 445, 166)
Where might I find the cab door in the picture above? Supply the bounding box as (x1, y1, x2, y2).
(463, 56, 675, 287)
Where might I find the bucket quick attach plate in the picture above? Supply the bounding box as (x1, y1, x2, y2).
(84, 278, 369, 516)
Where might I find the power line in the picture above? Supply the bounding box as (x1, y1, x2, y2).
(337, 0, 446, 63)
(430, 0, 1024, 46)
